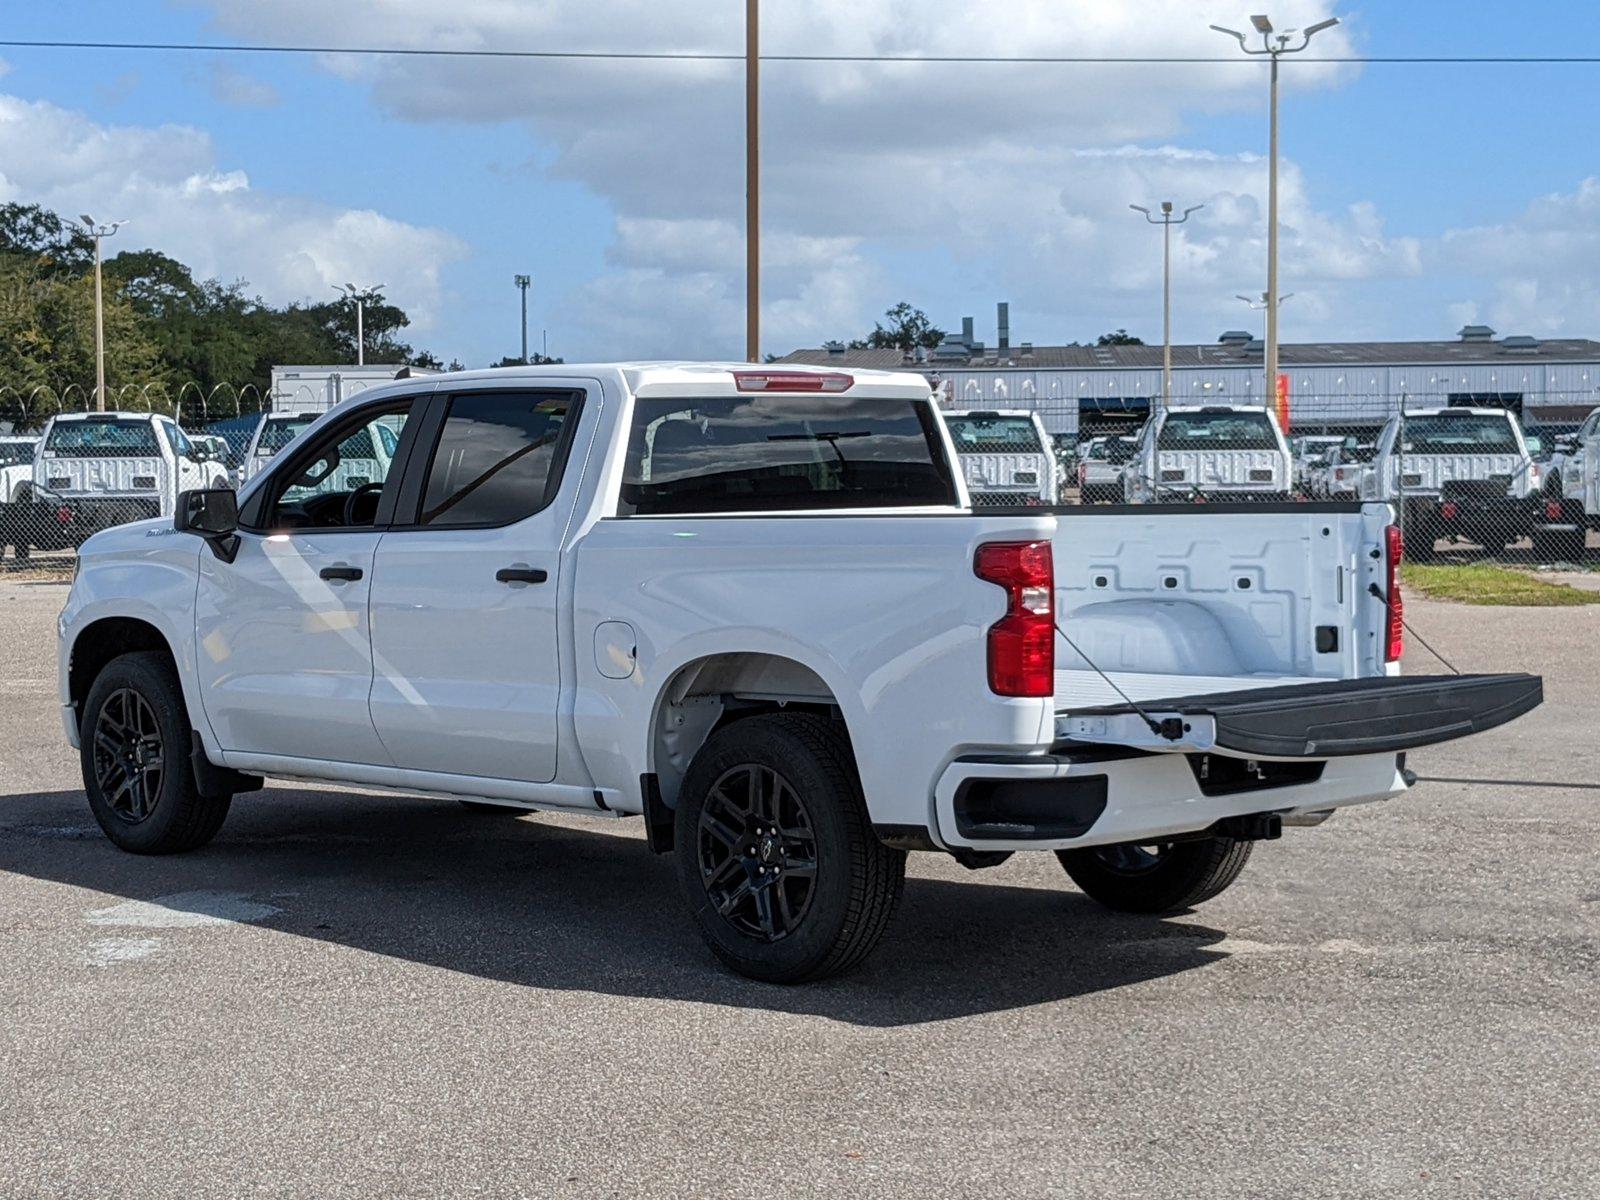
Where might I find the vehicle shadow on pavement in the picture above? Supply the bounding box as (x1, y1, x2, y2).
(0, 788, 1232, 1027)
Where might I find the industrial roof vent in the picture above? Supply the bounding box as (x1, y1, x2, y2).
(932, 335, 970, 361)
(823, 340, 846, 356)
(1458, 324, 1496, 342)
(1218, 330, 1253, 346)
(1019, 342, 1035, 361)
(1244, 339, 1265, 354)
(1501, 334, 1541, 354)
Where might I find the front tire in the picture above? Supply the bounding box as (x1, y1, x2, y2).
(674, 713, 905, 983)
(81, 651, 231, 854)
(1056, 836, 1253, 914)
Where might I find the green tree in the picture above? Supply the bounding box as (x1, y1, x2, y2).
(1096, 329, 1144, 346)
(0, 203, 93, 274)
(861, 302, 946, 352)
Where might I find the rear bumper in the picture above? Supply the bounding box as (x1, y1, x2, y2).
(1060, 673, 1542, 759)
(931, 748, 1408, 852)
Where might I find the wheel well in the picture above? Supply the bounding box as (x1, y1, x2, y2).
(651, 653, 849, 809)
(68, 617, 175, 733)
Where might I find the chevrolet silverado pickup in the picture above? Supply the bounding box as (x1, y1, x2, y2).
(57, 363, 1542, 982)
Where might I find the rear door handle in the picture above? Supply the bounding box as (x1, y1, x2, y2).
(496, 567, 548, 585)
(319, 565, 363, 582)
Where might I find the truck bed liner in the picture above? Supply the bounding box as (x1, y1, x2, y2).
(1057, 672, 1542, 758)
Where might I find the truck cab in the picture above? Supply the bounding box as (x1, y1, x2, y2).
(1125, 404, 1292, 503)
(57, 363, 1541, 984)
(32, 411, 229, 546)
(941, 408, 1058, 505)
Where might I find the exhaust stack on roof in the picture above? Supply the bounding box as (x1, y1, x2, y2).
(997, 302, 1010, 354)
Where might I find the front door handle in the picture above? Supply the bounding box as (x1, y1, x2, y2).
(319, 565, 363, 582)
(496, 566, 548, 585)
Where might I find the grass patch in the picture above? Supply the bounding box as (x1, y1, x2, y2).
(1403, 563, 1600, 606)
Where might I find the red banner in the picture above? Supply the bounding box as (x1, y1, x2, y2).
(1273, 373, 1291, 433)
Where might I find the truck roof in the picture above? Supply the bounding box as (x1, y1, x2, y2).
(1401, 406, 1518, 419)
(47, 411, 162, 423)
(1161, 404, 1270, 415)
(336, 361, 936, 405)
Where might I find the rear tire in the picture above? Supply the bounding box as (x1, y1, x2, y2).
(674, 713, 905, 983)
(1056, 836, 1253, 914)
(81, 651, 231, 854)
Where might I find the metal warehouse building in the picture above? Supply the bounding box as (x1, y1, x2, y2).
(779, 309, 1600, 442)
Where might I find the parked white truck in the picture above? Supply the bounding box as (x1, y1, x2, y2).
(1360, 407, 1539, 559)
(31, 411, 230, 547)
(942, 408, 1058, 505)
(1124, 404, 1292, 503)
(57, 363, 1541, 982)
(1535, 406, 1599, 559)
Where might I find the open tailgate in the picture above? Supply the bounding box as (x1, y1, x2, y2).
(1056, 672, 1542, 759)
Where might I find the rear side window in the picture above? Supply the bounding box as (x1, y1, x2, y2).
(944, 415, 1044, 453)
(619, 396, 958, 515)
(1158, 411, 1280, 452)
(1403, 414, 1519, 455)
(44, 418, 160, 457)
(419, 391, 577, 527)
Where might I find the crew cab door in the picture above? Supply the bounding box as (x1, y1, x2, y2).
(194, 398, 421, 765)
(366, 385, 591, 783)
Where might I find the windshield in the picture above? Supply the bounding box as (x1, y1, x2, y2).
(1158, 411, 1280, 452)
(1340, 444, 1378, 463)
(0, 441, 33, 467)
(1403, 414, 1519, 455)
(943, 415, 1044, 453)
(256, 415, 318, 455)
(621, 395, 958, 515)
(44, 418, 159, 458)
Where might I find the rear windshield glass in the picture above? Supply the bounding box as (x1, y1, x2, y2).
(0, 441, 32, 467)
(257, 416, 318, 455)
(620, 396, 958, 515)
(943, 415, 1044, 453)
(1158, 411, 1280, 452)
(1403, 414, 1519, 455)
(44, 418, 159, 457)
(1340, 444, 1378, 463)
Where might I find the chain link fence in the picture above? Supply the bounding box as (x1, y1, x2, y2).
(941, 391, 1598, 568)
(3, 382, 1597, 579)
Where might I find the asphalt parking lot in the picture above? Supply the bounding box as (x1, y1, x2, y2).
(1, 580, 1596, 1199)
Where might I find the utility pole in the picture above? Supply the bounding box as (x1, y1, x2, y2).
(1130, 201, 1202, 407)
(745, 0, 760, 361)
(1211, 14, 1340, 401)
(334, 283, 382, 366)
(78, 215, 127, 412)
(514, 274, 532, 362)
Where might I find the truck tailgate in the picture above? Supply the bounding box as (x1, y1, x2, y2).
(1056, 672, 1542, 758)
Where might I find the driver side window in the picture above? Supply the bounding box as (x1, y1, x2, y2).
(265, 404, 410, 530)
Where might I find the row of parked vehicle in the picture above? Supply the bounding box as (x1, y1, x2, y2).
(941, 402, 1600, 561)
(0, 408, 364, 559)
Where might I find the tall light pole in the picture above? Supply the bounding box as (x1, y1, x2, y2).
(514, 274, 532, 363)
(1210, 14, 1340, 401)
(334, 283, 382, 366)
(1130, 201, 1202, 406)
(745, 0, 760, 362)
(78, 215, 128, 412)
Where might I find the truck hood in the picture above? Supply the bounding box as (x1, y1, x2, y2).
(1155, 449, 1288, 490)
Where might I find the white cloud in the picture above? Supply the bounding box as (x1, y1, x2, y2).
(0, 93, 466, 331)
(179, 0, 1382, 356)
(207, 61, 280, 108)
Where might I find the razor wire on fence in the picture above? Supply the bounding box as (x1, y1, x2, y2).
(0, 382, 1596, 579)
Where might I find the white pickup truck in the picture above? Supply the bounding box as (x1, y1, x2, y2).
(1536, 406, 1598, 560)
(1124, 404, 1292, 503)
(1360, 407, 1539, 560)
(31, 411, 231, 548)
(57, 363, 1541, 982)
(942, 409, 1058, 506)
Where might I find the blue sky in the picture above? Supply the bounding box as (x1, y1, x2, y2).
(5, 2, 1600, 367)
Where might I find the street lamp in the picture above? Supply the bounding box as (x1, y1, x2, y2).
(746, 0, 759, 361)
(1130, 200, 1203, 406)
(78, 215, 128, 412)
(333, 283, 382, 366)
(514, 274, 532, 363)
(1210, 13, 1340, 400)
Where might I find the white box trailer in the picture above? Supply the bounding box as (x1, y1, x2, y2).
(269, 364, 436, 415)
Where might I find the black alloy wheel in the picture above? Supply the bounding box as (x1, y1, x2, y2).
(91, 687, 166, 825)
(696, 763, 818, 942)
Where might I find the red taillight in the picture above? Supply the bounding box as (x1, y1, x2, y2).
(1384, 524, 1404, 663)
(974, 540, 1054, 697)
(731, 370, 853, 393)
(1440, 500, 1459, 522)
(1077, 462, 1087, 487)
(57, 506, 72, 525)
(1546, 498, 1565, 521)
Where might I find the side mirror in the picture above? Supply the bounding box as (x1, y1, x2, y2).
(175, 488, 240, 561)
